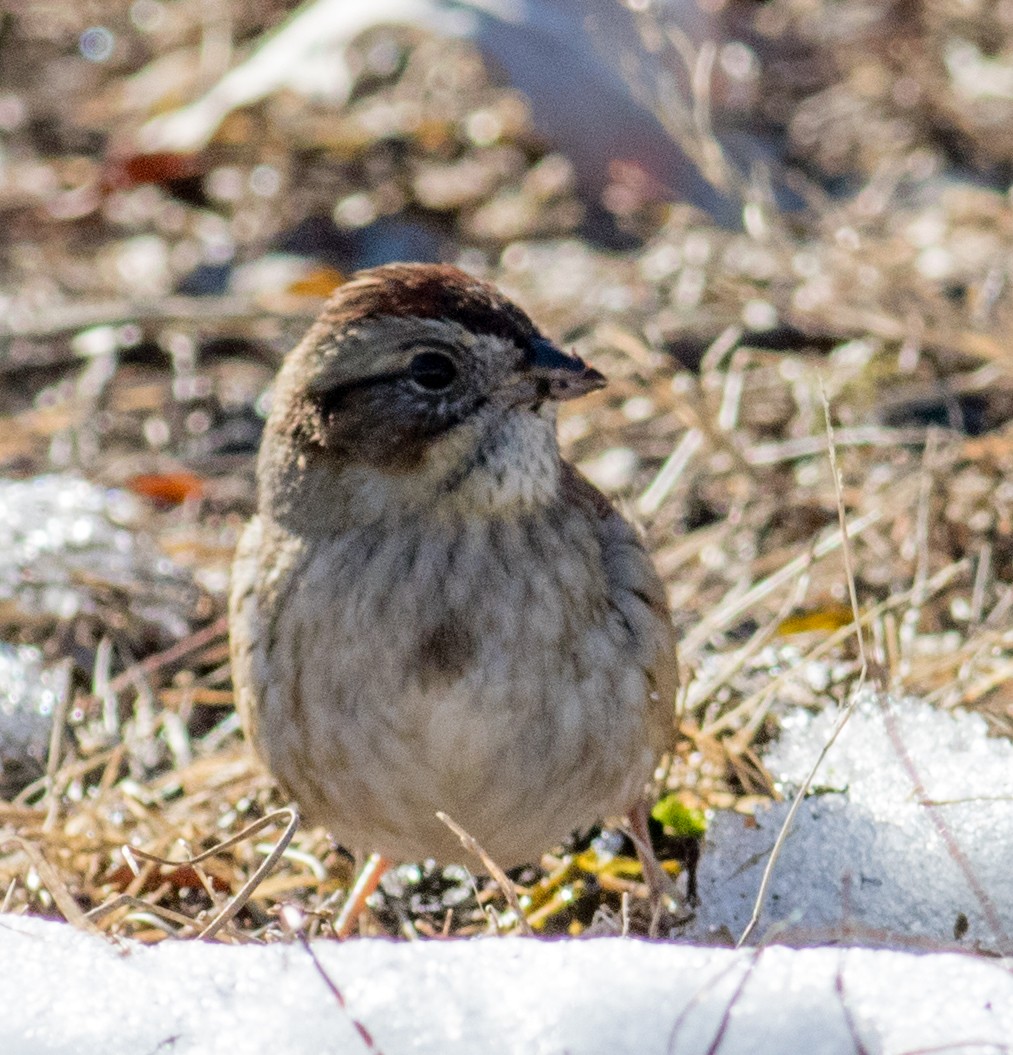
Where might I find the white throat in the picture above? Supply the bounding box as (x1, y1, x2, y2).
(331, 405, 561, 526)
(439, 406, 561, 515)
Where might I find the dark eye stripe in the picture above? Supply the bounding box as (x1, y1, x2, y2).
(311, 370, 403, 414)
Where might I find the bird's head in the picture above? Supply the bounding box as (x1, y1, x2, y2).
(261, 263, 605, 525)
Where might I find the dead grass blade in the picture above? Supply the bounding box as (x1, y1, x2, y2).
(737, 383, 869, 947)
(122, 807, 299, 941)
(437, 811, 533, 937)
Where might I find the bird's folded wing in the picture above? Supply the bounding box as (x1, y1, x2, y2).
(559, 462, 679, 751)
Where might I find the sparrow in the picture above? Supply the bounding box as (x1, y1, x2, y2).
(229, 262, 677, 911)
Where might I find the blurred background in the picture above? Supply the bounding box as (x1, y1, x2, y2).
(0, 0, 1010, 940)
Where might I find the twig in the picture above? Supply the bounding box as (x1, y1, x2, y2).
(680, 507, 882, 657)
(127, 807, 299, 940)
(279, 906, 386, 1055)
(746, 426, 929, 466)
(8, 837, 105, 936)
(686, 563, 811, 713)
(665, 952, 761, 1055)
(737, 382, 868, 947)
(735, 692, 860, 949)
(900, 429, 940, 671)
(969, 542, 992, 628)
(42, 658, 73, 832)
(702, 559, 968, 741)
(75, 615, 229, 713)
(821, 382, 873, 688)
(86, 895, 197, 932)
(834, 952, 873, 1055)
(637, 428, 704, 517)
(880, 705, 1010, 952)
(436, 811, 533, 936)
(0, 295, 312, 341)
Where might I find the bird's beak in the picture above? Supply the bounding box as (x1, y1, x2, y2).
(526, 337, 606, 402)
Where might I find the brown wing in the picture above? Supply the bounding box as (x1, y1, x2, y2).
(559, 461, 679, 753)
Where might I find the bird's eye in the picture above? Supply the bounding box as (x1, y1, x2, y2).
(408, 351, 458, 392)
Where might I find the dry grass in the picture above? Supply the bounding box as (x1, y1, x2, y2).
(0, 0, 1010, 945)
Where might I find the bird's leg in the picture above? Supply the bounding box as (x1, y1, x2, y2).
(333, 853, 392, 938)
(627, 799, 674, 912)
